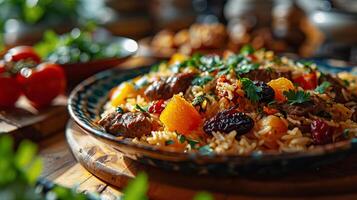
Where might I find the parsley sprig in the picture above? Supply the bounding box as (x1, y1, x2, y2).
(315, 81, 331, 94)
(241, 78, 262, 103)
(191, 75, 214, 86)
(283, 90, 311, 105)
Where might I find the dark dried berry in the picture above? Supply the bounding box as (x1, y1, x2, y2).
(311, 119, 333, 145)
(254, 81, 275, 103)
(203, 108, 254, 138)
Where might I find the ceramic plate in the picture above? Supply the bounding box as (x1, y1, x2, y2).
(68, 67, 357, 175)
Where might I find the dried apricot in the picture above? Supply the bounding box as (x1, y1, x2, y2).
(258, 115, 288, 149)
(267, 77, 295, 102)
(159, 95, 202, 135)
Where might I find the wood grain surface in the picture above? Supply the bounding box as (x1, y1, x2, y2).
(0, 96, 68, 143)
(62, 120, 357, 200)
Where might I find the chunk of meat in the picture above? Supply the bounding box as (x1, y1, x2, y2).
(278, 95, 326, 117)
(319, 74, 355, 103)
(98, 111, 154, 138)
(144, 72, 196, 100)
(242, 69, 292, 82)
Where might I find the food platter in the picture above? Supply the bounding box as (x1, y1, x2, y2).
(68, 63, 357, 175)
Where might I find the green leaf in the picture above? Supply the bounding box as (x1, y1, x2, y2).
(192, 75, 213, 86)
(283, 90, 311, 105)
(192, 95, 206, 106)
(123, 172, 148, 200)
(315, 81, 331, 94)
(52, 185, 87, 200)
(34, 30, 59, 58)
(343, 129, 350, 139)
(235, 63, 259, 74)
(343, 79, 350, 87)
(241, 78, 261, 103)
(240, 44, 255, 55)
(187, 139, 199, 149)
(24, 158, 43, 185)
(116, 107, 124, 114)
(0, 136, 14, 157)
(150, 64, 160, 72)
(198, 145, 213, 156)
(135, 104, 148, 113)
(178, 135, 186, 143)
(24, 5, 44, 24)
(15, 140, 37, 169)
(165, 140, 174, 146)
(193, 191, 214, 200)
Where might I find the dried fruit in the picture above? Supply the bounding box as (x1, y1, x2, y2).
(159, 95, 202, 135)
(257, 115, 288, 149)
(148, 100, 166, 114)
(311, 119, 333, 145)
(254, 81, 275, 103)
(203, 107, 254, 138)
(267, 77, 295, 102)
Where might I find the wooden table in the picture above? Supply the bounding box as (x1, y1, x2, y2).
(37, 129, 357, 200)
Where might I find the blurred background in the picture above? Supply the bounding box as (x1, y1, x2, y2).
(0, 0, 356, 63)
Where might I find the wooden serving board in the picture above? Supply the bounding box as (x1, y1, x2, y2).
(0, 96, 68, 142)
(66, 120, 357, 199)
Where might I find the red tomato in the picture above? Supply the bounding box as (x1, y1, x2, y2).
(0, 75, 22, 107)
(4, 46, 41, 64)
(17, 63, 66, 107)
(0, 61, 5, 74)
(293, 72, 317, 90)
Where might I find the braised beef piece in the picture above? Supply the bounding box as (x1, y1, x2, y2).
(319, 74, 353, 103)
(98, 111, 154, 138)
(286, 115, 311, 133)
(280, 102, 315, 117)
(242, 69, 292, 82)
(144, 72, 196, 100)
(277, 95, 326, 117)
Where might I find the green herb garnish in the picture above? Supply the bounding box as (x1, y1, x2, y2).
(241, 78, 262, 103)
(315, 81, 331, 94)
(165, 140, 174, 146)
(198, 145, 213, 156)
(265, 67, 273, 73)
(187, 139, 199, 149)
(343, 129, 350, 139)
(192, 95, 206, 106)
(235, 63, 259, 74)
(240, 44, 255, 55)
(343, 79, 350, 87)
(150, 63, 160, 72)
(192, 75, 214, 86)
(116, 107, 124, 114)
(283, 90, 311, 105)
(135, 104, 148, 112)
(178, 135, 186, 143)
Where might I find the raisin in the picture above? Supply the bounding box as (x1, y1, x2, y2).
(254, 81, 275, 103)
(203, 107, 254, 138)
(311, 119, 333, 145)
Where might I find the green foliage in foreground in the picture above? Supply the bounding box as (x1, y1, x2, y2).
(0, 136, 214, 200)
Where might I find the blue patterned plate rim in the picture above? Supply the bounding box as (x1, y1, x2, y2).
(68, 67, 357, 162)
